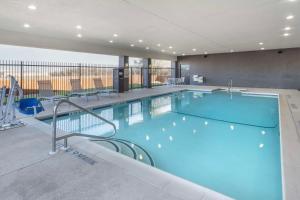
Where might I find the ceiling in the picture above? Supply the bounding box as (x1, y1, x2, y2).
(0, 0, 299, 56)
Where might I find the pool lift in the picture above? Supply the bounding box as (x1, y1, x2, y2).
(0, 86, 6, 119)
(0, 76, 25, 131)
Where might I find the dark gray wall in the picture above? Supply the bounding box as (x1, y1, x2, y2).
(178, 48, 300, 89)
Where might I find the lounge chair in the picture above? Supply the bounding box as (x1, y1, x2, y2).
(38, 80, 68, 104)
(69, 79, 99, 101)
(93, 78, 119, 96)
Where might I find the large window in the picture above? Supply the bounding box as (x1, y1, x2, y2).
(129, 57, 143, 89)
(151, 59, 171, 68)
(0, 44, 119, 97)
(0, 44, 119, 65)
(151, 59, 173, 86)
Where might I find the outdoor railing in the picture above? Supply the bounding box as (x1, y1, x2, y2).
(0, 60, 175, 99)
(129, 67, 143, 89)
(0, 60, 117, 98)
(151, 67, 174, 86)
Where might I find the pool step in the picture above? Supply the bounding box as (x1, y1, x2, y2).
(93, 139, 155, 167)
(93, 140, 120, 152)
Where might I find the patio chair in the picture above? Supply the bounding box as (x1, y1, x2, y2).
(38, 80, 68, 104)
(69, 79, 99, 101)
(93, 78, 119, 96)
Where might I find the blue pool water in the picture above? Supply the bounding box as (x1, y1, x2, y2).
(43, 90, 282, 200)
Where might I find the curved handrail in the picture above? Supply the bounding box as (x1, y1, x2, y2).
(91, 138, 155, 167)
(50, 99, 117, 154)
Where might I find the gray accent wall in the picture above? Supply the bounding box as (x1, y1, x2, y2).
(178, 48, 300, 89)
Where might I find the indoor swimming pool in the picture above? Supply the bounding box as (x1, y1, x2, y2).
(43, 90, 282, 200)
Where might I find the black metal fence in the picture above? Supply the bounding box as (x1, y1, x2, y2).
(0, 60, 175, 99)
(129, 67, 143, 89)
(151, 67, 174, 86)
(0, 60, 117, 98)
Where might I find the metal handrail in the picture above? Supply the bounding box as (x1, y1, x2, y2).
(50, 99, 117, 154)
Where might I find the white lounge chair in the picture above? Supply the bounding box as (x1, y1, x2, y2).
(69, 79, 99, 101)
(93, 78, 119, 96)
(38, 80, 68, 104)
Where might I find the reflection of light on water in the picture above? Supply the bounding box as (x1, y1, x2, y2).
(204, 121, 208, 125)
(173, 122, 176, 126)
(145, 135, 150, 141)
(259, 143, 264, 148)
(162, 128, 166, 132)
(230, 125, 235, 130)
(157, 144, 162, 149)
(182, 116, 186, 121)
(169, 136, 173, 141)
(131, 143, 135, 148)
(193, 129, 197, 134)
(261, 130, 266, 135)
(139, 154, 143, 160)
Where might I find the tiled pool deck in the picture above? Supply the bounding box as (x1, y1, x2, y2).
(1, 85, 299, 200)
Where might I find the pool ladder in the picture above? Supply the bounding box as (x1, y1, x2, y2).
(50, 99, 155, 166)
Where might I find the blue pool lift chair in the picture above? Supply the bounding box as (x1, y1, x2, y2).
(18, 98, 44, 116)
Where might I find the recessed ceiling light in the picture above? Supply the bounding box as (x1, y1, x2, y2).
(204, 51, 208, 54)
(173, 51, 176, 54)
(169, 46, 173, 49)
(138, 39, 143, 43)
(288, 0, 296, 2)
(77, 33, 82, 38)
(109, 40, 114, 43)
(161, 49, 165, 52)
(23, 23, 30, 28)
(259, 42, 264, 45)
(113, 33, 118, 37)
(145, 47, 150, 50)
(76, 25, 82, 30)
(286, 15, 294, 20)
(130, 44, 135, 47)
(192, 48, 197, 52)
(157, 43, 161, 47)
(260, 47, 265, 50)
(230, 49, 234, 53)
(284, 27, 291, 31)
(283, 33, 290, 37)
(28, 4, 37, 10)
(182, 53, 185, 56)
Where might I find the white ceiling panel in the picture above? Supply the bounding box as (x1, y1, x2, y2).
(0, 0, 299, 55)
